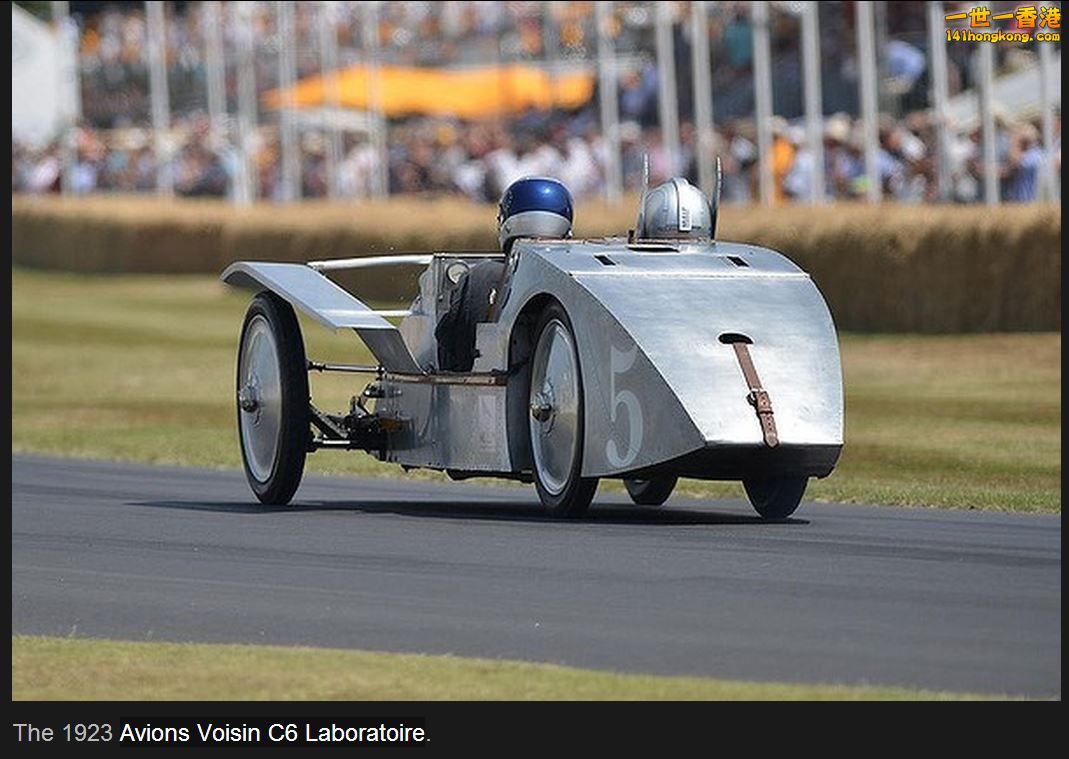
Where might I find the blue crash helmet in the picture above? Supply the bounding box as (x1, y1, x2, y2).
(497, 177, 574, 253)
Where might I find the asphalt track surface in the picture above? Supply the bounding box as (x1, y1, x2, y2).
(12, 455, 1061, 697)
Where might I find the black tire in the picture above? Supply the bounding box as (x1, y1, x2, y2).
(743, 476, 807, 520)
(528, 302, 598, 517)
(624, 475, 678, 506)
(236, 292, 309, 505)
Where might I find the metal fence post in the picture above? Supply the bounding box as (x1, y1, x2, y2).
(752, 1, 774, 205)
(927, 1, 951, 201)
(655, 1, 681, 178)
(146, 0, 173, 197)
(276, 1, 300, 202)
(856, 0, 881, 203)
(802, 1, 825, 203)
(595, 1, 623, 204)
(691, 0, 715, 197)
(977, 42, 998, 206)
(52, 1, 82, 196)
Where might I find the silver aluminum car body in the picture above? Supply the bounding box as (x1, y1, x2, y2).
(222, 236, 843, 482)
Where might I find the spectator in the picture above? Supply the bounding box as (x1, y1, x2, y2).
(1002, 123, 1044, 202)
(770, 117, 796, 204)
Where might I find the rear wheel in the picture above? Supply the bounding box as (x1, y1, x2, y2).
(528, 302, 598, 517)
(743, 476, 807, 520)
(624, 476, 678, 506)
(236, 292, 309, 505)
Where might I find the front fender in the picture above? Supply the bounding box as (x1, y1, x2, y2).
(502, 252, 704, 478)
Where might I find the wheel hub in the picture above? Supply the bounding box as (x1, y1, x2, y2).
(238, 381, 261, 414)
(530, 388, 555, 426)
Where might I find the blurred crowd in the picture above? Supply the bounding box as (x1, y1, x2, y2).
(13, 102, 1060, 204)
(724, 108, 1059, 204)
(11, 0, 1062, 204)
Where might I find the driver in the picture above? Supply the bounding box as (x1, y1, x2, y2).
(435, 177, 574, 371)
(496, 176, 574, 255)
(634, 176, 718, 240)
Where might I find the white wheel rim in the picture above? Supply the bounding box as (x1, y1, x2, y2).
(529, 319, 581, 497)
(238, 314, 283, 483)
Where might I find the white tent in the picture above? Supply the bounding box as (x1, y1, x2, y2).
(11, 4, 67, 148)
(946, 51, 1061, 132)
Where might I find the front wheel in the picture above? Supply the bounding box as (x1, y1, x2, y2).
(236, 292, 310, 505)
(743, 476, 807, 520)
(624, 476, 678, 506)
(528, 302, 598, 517)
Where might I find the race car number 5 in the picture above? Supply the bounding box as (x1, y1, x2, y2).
(606, 344, 643, 468)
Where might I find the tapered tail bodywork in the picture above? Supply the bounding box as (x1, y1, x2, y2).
(486, 238, 844, 481)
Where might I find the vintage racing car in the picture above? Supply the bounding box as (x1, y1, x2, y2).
(222, 176, 843, 518)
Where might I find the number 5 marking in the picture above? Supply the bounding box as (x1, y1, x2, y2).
(606, 344, 644, 468)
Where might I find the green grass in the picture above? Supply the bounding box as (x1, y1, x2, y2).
(11, 635, 1002, 700)
(11, 268, 1061, 512)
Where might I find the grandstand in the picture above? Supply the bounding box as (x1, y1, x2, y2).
(11, 1, 1061, 204)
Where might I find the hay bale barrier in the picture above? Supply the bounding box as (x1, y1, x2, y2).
(11, 194, 1060, 332)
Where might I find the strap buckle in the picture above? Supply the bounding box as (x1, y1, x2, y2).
(748, 389, 773, 415)
(729, 340, 780, 449)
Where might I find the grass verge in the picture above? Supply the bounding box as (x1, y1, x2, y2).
(11, 268, 1060, 512)
(12, 635, 1000, 700)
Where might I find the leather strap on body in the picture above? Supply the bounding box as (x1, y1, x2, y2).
(731, 343, 779, 448)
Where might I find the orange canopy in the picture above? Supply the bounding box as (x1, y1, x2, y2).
(262, 64, 595, 120)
